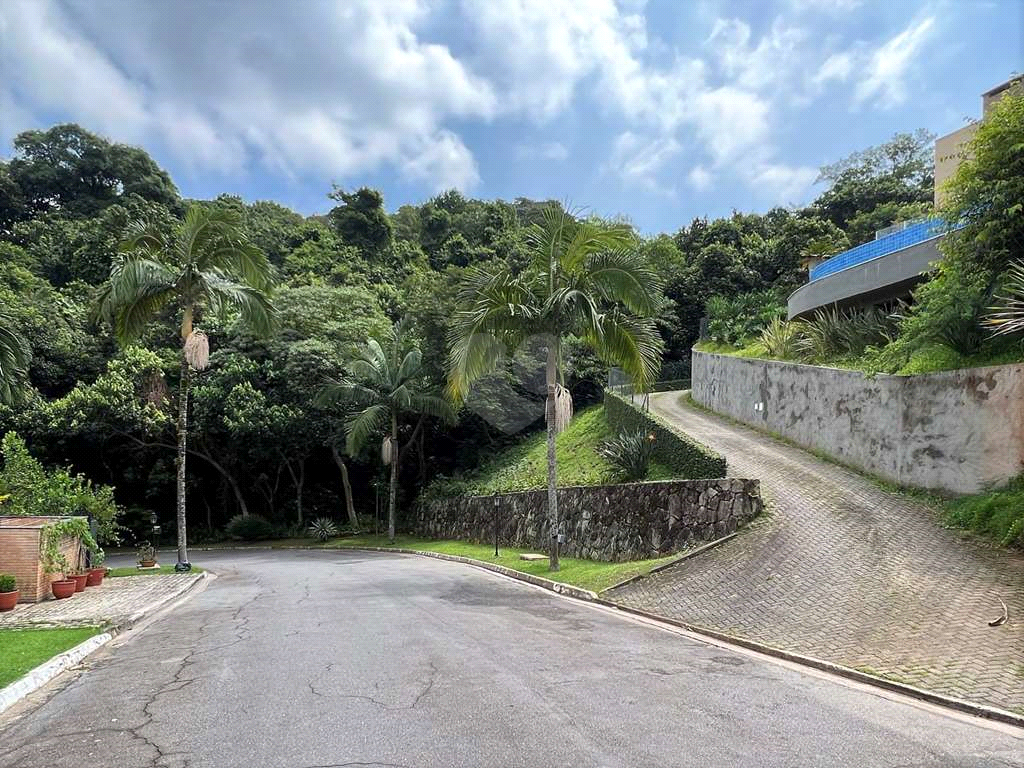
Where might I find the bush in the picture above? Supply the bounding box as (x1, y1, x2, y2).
(0, 432, 122, 545)
(705, 290, 785, 347)
(802, 305, 897, 361)
(760, 317, 807, 360)
(946, 475, 1024, 548)
(308, 517, 339, 542)
(224, 514, 276, 541)
(598, 430, 655, 482)
(0, 574, 16, 593)
(604, 390, 726, 478)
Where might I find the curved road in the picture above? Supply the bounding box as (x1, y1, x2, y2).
(1, 550, 1021, 767)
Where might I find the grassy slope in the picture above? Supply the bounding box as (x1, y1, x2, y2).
(460, 405, 673, 495)
(0, 626, 102, 687)
(274, 534, 678, 593)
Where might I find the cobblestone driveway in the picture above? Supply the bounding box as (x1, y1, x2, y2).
(608, 392, 1024, 715)
(0, 574, 202, 629)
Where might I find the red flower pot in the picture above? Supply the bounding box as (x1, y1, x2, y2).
(70, 573, 88, 592)
(51, 579, 76, 599)
(86, 568, 106, 587)
(0, 590, 18, 611)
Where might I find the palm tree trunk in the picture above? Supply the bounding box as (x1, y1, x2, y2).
(175, 351, 190, 566)
(331, 446, 359, 531)
(545, 342, 560, 571)
(388, 413, 398, 543)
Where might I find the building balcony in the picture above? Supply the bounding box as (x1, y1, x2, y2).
(788, 219, 959, 320)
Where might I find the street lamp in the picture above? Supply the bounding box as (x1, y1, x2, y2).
(493, 495, 500, 558)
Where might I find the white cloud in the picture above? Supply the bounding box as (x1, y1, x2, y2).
(744, 162, 819, 203)
(0, 0, 495, 188)
(688, 165, 713, 190)
(854, 16, 936, 107)
(694, 87, 771, 162)
(605, 132, 681, 194)
(705, 18, 808, 92)
(813, 53, 854, 86)
(788, 0, 862, 12)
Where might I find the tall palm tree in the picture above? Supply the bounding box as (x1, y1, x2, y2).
(447, 206, 663, 570)
(318, 321, 455, 543)
(97, 206, 276, 569)
(0, 312, 31, 406)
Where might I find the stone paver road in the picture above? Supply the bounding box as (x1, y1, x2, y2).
(2, 549, 1022, 767)
(609, 392, 1024, 714)
(0, 574, 202, 629)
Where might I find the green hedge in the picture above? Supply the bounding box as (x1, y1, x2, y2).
(604, 390, 726, 479)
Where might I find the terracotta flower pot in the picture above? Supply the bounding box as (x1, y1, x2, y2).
(0, 590, 18, 611)
(52, 579, 76, 599)
(139, 560, 156, 568)
(70, 573, 88, 592)
(86, 567, 106, 587)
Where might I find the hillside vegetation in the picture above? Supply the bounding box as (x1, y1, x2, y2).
(425, 406, 674, 498)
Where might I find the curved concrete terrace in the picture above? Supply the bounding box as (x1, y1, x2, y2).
(788, 237, 943, 320)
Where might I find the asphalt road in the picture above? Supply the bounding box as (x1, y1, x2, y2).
(1, 550, 1021, 768)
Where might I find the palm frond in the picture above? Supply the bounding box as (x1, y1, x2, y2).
(315, 378, 380, 408)
(582, 249, 662, 315)
(345, 403, 390, 455)
(986, 260, 1024, 337)
(396, 348, 423, 384)
(0, 318, 31, 406)
(584, 310, 663, 391)
(203, 273, 277, 338)
(408, 393, 457, 424)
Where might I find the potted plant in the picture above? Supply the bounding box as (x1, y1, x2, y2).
(137, 542, 157, 568)
(86, 550, 107, 586)
(0, 574, 19, 611)
(40, 520, 81, 600)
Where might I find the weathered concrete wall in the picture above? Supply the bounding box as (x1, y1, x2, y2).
(692, 351, 1024, 494)
(417, 479, 762, 562)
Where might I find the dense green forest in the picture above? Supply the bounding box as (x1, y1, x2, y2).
(1, 112, 1014, 544)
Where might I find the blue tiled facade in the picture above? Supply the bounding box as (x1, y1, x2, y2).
(809, 219, 958, 281)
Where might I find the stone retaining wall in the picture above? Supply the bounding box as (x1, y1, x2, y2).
(416, 479, 762, 562)
(692, 351, 1024, 494)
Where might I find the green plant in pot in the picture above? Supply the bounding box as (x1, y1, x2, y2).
(86, 549, 107, 587)
(0, 573, 19, 611)
(137, 542, 157, 568)
(40, 518, 99, 599)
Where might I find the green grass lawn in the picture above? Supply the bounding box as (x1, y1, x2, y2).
(0, 627, 102, 688)
(274, 534, 679, 593)
(945, 476, 1024, 548)
(106, 564, 205, 578)
(452, 405, 674, 495)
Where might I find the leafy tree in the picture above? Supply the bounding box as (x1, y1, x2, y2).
(3, 124, 180, 221)
(96, 206, 276, 567)
(328, 187, 393, 259)
(447, 206, 663, 570)
(318, 321, 455, 542)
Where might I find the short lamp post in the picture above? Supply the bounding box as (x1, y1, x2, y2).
(493, 495, 500, 558)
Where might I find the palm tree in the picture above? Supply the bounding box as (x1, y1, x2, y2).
(447, 206, 663, 570)
(0, 312, 31, 405)
(97, 206, 275, 569)
(317, 321, 455, 543)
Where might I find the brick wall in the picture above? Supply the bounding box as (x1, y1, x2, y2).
(0, 517, 85, 603)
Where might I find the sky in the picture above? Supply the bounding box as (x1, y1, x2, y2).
(1, 0, 1021, 234)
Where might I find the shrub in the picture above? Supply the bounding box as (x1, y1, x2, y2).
(705, 290, 785, 347)
(946, 475, 1024, 548)
(598, 430, 655, 482)
(308, 517, 339, 542)
(0, 574, 16, 593)
(0, 432, 122, 545)
(802, 305, 897, 361)
(760, 317, 807, 360)
(604, 390, 726, 478)
(224, 514, 276, 541)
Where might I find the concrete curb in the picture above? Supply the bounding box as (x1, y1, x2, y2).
(0, 632, 112, 715)
(592, 598, 1024, 730)
(0, 572, 207, 715)
(602, 532, 740, 592)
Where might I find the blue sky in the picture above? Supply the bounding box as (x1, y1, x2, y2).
(1, 0, 1021, 233)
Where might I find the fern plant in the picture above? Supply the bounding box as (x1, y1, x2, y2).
(598, 430, 655, 482)
(308, 517, 340, 543)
